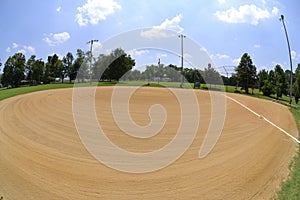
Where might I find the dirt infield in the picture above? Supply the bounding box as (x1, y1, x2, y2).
(0, 87, 298, 199)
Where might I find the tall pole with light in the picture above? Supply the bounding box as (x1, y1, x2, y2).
(87, 39, 99, 83)
(280, 15, 293, 104)
(179, 34, 186, 88)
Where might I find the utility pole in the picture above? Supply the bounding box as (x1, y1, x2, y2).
(179, 34, 186, 88)
(87, 39, 99, 83)
(280, 15, 293, 104)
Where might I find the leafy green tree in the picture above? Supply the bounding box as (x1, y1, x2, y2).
(43, 58, 51, 84)
(184, 68, 199, 83)
(55, 59, 64, 82)
(258, 69, 268, 91)
(202, 63, 221, 88)
(25, 55, 36, 83)
(63, 52, 74, 83)
(32, 59, 44, 84)
(293, 64, 300, 104)
(43, 54, 58, 83)
(274, 64, 288, 99)
(107, 48, 135, 81)
(235, 53, 257, 94)
(262, 70, 275, 97)
(1, 52, 26, 87)
(166, 64, 181, 82)
(72, 49, 86, 82)
(94, 48, 135, 81)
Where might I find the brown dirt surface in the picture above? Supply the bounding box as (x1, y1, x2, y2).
(0, 87, 298, 199)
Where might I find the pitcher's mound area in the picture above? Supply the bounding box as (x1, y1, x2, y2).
(0, 87, 297, 199)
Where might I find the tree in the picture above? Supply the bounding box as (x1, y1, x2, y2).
(294, 64, 300, 103)
(235, 53, 257, 94)
(258, 69, 268, 91)
(32, 59, 44, 84)
(72, 49, 86, 82)
(202, 63, 221, 88)
(63, 52, 74, 83)
(107, 48, 135, 81)
(25, 55, 36, 83)
(262, 70, 276, 97)
(1, 53, 26, 87)
(95, 48, 135, 81)
(274, 64, 288, 99)
(55, 59, 64, 83)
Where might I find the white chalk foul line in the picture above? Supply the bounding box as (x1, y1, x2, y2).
(225, 95, 300, 144)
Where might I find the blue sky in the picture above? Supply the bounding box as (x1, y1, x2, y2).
(0, 0, 299, 75)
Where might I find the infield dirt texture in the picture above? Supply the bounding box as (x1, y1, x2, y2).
(0, 87, 298, 199)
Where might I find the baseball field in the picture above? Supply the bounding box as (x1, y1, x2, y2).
(0, 86, 298, 199)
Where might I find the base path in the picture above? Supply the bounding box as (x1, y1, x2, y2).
(0, 87, 298, 199)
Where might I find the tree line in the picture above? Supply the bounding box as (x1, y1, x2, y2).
(0, 48, 135, 87)
(1, 49, 300, 103)
(232, 53, 300, 103)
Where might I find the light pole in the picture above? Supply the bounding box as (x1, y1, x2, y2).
(280, 15, 293, 104)
(87, 39, 99, 83)
(179, 34, 186, 88)
(158, 58, 160, 85)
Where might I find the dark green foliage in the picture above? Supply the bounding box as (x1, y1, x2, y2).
(1, 53, 26, 87)
(62, 52, 74, 83)
(94, 48, 135, 81)
(235, 53, 257, 94)
(258, 69, 268, 91)
(202, 63, 222, 88)
(260, 65, 288, 99)
(293, 64, 300, 104)
(274, 64, 288, 99)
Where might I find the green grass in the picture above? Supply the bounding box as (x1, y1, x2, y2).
(276, 108, 300, 200)
(0, 83, 74, 101)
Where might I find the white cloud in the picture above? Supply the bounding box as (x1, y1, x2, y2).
(254, 44, 261, 48)
(43, 32, 71, 46)
(141, 14, 183, 38)
(200, 47, 207, 52)
(76, 0, 121, 26)
(232, 58, 240, 65)
(155, 14, 183, 32)
(291, 50, 297, 60)
(56, 6, 61, 12)
(128, 49, 149, 57)
(218, 0, 226, 5)
(23, 45, 35, 54)
(214, 4, 279, 25)
(6, 43, 35, 55)
(12, 42, 18, 49)
(211, 53, 230, 59)
(271, 7, 278, 15)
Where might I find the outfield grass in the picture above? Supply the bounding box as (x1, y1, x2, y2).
(277, 108, 300, 200)
(0, 83, 74, 101)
